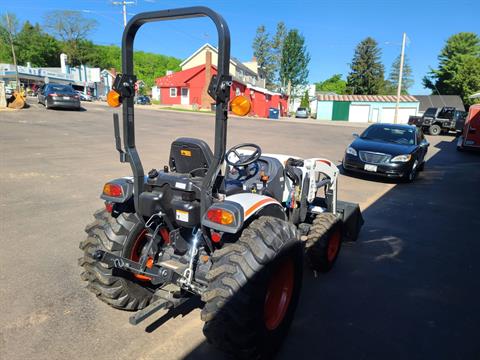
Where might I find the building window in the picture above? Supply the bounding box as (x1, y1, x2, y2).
(169, 88, 177, 97)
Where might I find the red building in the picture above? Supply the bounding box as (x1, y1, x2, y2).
(155, 50, 288, 118)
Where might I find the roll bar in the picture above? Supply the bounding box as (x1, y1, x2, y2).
(119, 7, 231, 214)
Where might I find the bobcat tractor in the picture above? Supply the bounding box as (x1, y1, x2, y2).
(79, 7, 363, 359)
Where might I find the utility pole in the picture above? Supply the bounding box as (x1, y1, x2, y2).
(394, 32, 407, 124)
(5, 13, 20, 92)
(112, 0, 135, 27)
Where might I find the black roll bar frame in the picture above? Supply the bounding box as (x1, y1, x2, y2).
(119, 6, 231, 215)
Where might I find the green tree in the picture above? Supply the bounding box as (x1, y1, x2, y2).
(44, 10, 97, 66)
(315, 74, 347, 94)
(271, 21, 287, 86)
(15, 21, 60, 67)
(280, 29, 310, 96)
(0, 13, 19, 64)
(423, 32, 480, 106)
(346, 37, 385, 94)
(300, 89, 310, 109)
(387, 54, 414, 95)
(252, 25, 275, 89)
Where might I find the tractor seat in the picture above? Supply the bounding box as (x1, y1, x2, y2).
(169, 138, 213, 175)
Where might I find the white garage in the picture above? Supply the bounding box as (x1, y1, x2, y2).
(349, 104, 371, 123)
(380, 107, 418, 124)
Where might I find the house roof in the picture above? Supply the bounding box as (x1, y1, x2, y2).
(317, 94, 418, 102)
(180, 43, 257, 77)
(470, 92, 480, 99)
(155, 64, 213, 87)
(413, 95, 465, 112)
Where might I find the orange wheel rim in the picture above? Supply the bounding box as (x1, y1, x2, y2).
(327, 228, 341, 262)
(264, 257, 295, 331)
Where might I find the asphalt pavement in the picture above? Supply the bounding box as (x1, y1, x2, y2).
(0, 100, 479, 359)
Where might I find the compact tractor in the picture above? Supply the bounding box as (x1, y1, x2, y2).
(79, 7, 363, 359)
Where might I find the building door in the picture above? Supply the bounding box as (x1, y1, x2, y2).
(181, 87, 189, 105)
(380, 107, 417, 124)
(349, 104, 370, 123)
(371, 108, 379, 123)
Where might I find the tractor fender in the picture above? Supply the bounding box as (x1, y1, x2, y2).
(202, 193, 285, 234)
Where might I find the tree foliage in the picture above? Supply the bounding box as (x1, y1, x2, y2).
(347, 37, 385, 95)
(252, 25, 275, 89)
(44, 10, 98, 67)
(315, 74, 347, 94)
(271, 21, 287, 85)
(280, 29, 310, 93)
(300, 89, 310, 109)
(16, 21, 61, 67)
(387, 54, 414, 95)
(423, 32, 480, 106)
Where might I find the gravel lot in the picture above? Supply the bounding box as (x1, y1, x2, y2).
(1, 100, 479, 359)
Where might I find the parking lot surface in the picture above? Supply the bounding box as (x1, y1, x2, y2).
(1, 101, 479, 359)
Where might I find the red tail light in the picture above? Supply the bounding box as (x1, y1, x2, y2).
(103, 183, 123, 197)
(48, 93, 58, 97)
(105, 202, 113, 213)
(206, 208, 234, 225)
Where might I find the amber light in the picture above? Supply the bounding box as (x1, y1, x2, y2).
(206, 208, 234, 225)
(230, 95, 251, 116)
(103, 183, 123, 197)
(107, 90, 122, 107)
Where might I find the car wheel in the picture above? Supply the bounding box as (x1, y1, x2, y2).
(429, 124, 441, 136)
(418, 161, 425, 171)
(406, 161, 419, 182)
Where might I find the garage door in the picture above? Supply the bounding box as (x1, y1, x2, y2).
(349, 105, 370, 123)
(380, 107, 417, 124)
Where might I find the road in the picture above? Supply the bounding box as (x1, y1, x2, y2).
(1, 101, 479, 359)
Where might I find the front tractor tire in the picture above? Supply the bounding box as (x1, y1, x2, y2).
(79, 209, 154, 310)
(201, 217, 303, 359)
(305, 213, 342, 272)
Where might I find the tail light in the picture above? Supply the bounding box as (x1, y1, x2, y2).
(103, 183, 123, 197)
(49, 93, 58, 97)
(206, 208, 234, 225)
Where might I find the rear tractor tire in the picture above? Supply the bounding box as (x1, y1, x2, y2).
(201, 216, 303, 359)
(79, 209, 154, 310)
(305, 213, 342, 273)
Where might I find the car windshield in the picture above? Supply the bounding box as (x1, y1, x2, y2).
(360, 126, 415, 145)
(297, 108, 306, 111)
(424, 108, 437, 117)
(48, 85, 75, 93)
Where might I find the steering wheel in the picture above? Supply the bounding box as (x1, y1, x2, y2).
(225, 143, 262, 167)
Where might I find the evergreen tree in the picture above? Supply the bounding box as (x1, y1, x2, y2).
(388, 54, 414, 94)
(271, 21, 287, 86)
(280, 29, 310, 95)
(423, 32, 480, 106)
(252, 25, 275, 89)
(346, 37, 385, 94)
(300, 89, 310, 109)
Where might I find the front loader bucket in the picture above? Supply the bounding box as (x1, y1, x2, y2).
(7, 93, 25, 109)
(336, 200, 364, 242)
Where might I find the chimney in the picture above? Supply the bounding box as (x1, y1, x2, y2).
(201, 50, 214, 109)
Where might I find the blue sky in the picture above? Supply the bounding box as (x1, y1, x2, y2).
(3, 0, 479, 94)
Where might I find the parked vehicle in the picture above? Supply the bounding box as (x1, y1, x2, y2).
(37, 84, 80, 110)
(295, 107, 309, 118)
(75, 91, 92, 102)
(457, 104, 480, 151)
(79, 7, 363, 359)
(408, 107, 467, 136)
(343, 123, 429, 182)
(136, 95, 151, 105)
